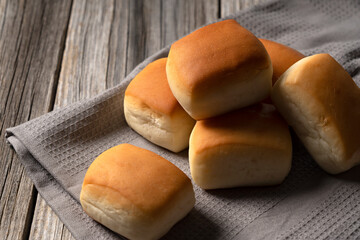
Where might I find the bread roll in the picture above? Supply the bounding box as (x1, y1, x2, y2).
(271, 53, 360, 174)
(124, 58, 195, 152)
(189, 103, 292, 189)
(166, 19, 273, 120)
(80, 144, 195, 240)
(259, 39, 304, 85)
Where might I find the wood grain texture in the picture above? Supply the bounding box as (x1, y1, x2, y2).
(54, 0, 113, 108)
(162, 0, 219, 46)
(29, 1, 116, 238)
(29, 0, 218, 239)
(0, 0, 72, 239)
(29, 196, 66, 239)
(221, 0, 268, 17)
(104, 0, 130, 88)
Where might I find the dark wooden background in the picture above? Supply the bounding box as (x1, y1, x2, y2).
(0, 0, 267, 239)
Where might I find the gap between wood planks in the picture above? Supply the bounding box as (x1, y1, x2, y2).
(0, 0, 73, 239)
(26, 0, 74, 239)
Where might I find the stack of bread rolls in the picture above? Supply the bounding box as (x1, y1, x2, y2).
(165, 19, 293, 190)
(80, 19, 360, 239)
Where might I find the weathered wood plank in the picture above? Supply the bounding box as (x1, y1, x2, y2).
(162, 0, 219, 46)
(125, 0, 162, 76)
(29, 0, 219, 239)
(29, 0, 121, 239)
(53, 0, 113, 108)
(0, 0, 73, 239)
(28, 196, 65, 239)
(103, 0, 130, 88)
(221, 0, 267, 17)
(28, 1, 113, 238)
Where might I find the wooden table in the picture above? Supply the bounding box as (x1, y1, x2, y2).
(0, 0, 267, 239)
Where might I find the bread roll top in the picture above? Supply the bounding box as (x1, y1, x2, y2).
(125, 58, 183, 115)
(82, 144, 192, 217)
(167, 19, 271, 93)
(191, 103, 291, 154)
(259, 39, 304, 85)
(276, 53, 360, 160)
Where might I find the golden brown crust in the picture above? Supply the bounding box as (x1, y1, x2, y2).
(191, 103, 292, 155)
(259, 39, 304, 85)
(167, 19, 271, 94)
(125, 58, 182, 115)
(82, 144, 192, 217)
(279, 53, 360, 161)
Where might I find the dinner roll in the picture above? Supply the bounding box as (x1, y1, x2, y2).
(189, 103, 292, 189)
(271, 53, 360, 174)
(80, 144, 195, 240)
(124, 58, 195, 152)
(259, 39, 305, 85)
(166, 19, 273, 120)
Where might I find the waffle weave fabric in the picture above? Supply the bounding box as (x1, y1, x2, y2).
(6, 0, 360, 239)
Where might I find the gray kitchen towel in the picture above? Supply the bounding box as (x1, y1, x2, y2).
(5, 0, 360, 239)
